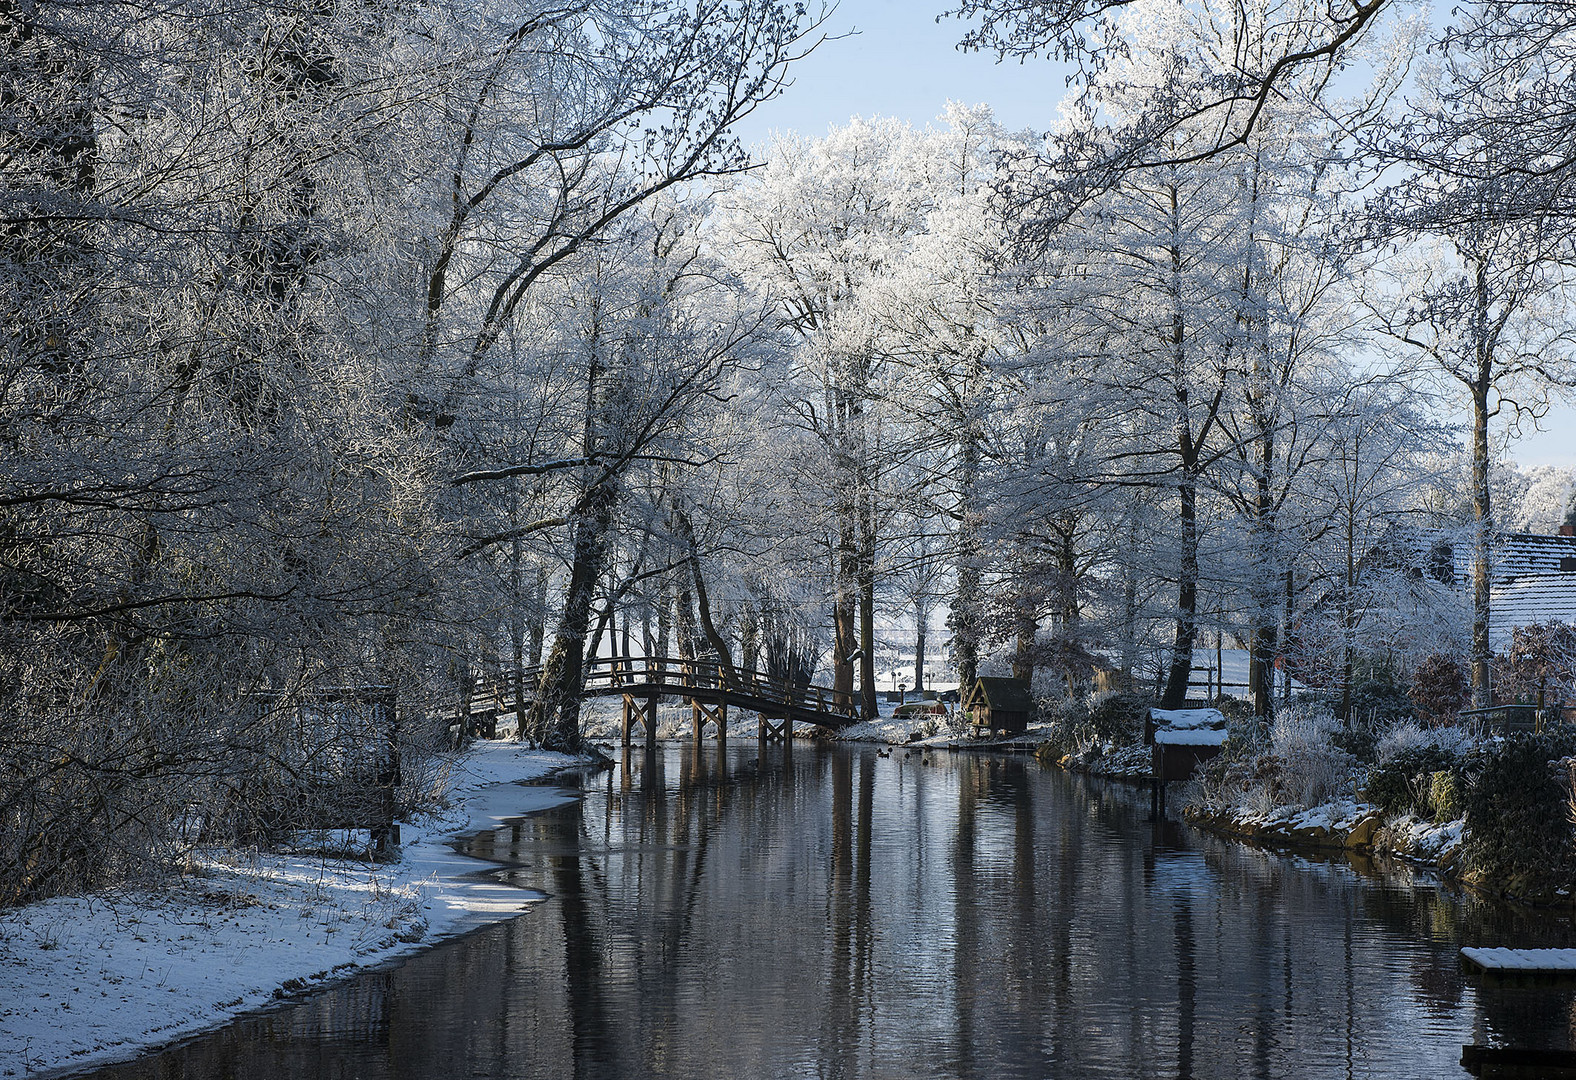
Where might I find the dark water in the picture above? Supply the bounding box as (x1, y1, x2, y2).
(80, 742, 1576, 1079)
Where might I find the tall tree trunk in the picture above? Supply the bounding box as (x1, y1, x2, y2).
(690, 554, 735, 681)
(1465, 259, 1496, 708)
(740, 602, 760, 675)
(673, 508, 736, 683)
(675, 571, 696, 664)
(1119, 542, 1139, 692)
(1248, 442, 1278, 717)
(858, 485, 877, 721)
(509, 534, 527, 721)
(1340, 511, 1356, 721)
(656, 570, 671, 662)
(1159, 198, 1202, 711)
(1283, 568, 1296, 704)
(834, 514, 858, 706)
(1469, 360, 1493, 709)
(1055, 526, 1081, 693)
(1161, 473, 1199, 708)
(522, 482, 615, 750)
(1012, 614, 1036, 687)
(529, 564, 548, 668)
(951, 430, 982, 694)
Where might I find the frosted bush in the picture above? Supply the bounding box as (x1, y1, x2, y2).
(1375, 720, 1476, 765)
(1186, 702, 1357, 816)
(1270, 703, 1340, 756)
(1268, 704, 1355, 809)
(1278, 745, 1357, 809)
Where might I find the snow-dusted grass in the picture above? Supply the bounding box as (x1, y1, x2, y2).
(0, 741, 582, 1080)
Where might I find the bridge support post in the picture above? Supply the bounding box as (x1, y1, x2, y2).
(645, 694, 659, 755)
(621, 694, 634, 750)
(691, 700, 727, 749)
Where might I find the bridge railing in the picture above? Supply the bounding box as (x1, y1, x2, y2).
(582, 655, 858, 719)
(464, 656, 860, 723)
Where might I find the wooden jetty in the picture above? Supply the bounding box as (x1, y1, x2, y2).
(1461, 947, 1576, 976)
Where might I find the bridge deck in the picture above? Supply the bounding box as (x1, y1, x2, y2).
(453, 655, 861, 733)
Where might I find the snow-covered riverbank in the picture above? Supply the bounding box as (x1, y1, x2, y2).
(0, 743, 584, 1080)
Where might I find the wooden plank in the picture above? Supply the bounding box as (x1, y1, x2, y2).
(1462, 947, 1576, 974)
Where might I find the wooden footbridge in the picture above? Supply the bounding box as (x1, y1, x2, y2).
(456, 655, 862, 748)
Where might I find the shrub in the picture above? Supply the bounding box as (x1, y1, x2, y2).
(1495, 623, 1576, 706)
(1347, 677, 1417, 726)
(1267, 704, 1356, 808)
(1184, 702, 1363, 815)
(1428, 770, 1465, 822)
(1084, 691, 1152, 746)
(1411, 653, 1468, 723)
(1329, 726, 1379, 764)
(1374, 720, 1476, 763)
(1210, 696, 1258, 725)
(1464, 732, 1576, 895)
(1034, 694, 1092, 757)
(1362, 746, 1467, 817)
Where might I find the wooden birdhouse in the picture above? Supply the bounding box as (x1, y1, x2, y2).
(965, 677, 1033, 737)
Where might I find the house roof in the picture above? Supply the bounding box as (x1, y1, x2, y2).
(1490, 573, 1576, 649)
(967, 677, 1033, 712)
(1483, 533, 1576, 581)
(1360, 525, 1576, 587)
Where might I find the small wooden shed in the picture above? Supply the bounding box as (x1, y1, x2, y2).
(965, 677, 1033, 737)
(1146, 707, 1227, 782)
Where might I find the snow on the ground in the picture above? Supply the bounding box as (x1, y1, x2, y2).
(1382, 814, 1467, 862)
(0, 741, 583, 1080)
(836, 711, 955, 745)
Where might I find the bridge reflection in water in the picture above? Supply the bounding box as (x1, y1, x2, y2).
(82, 744, 1576, 1080)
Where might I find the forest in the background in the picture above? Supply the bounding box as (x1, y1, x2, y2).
(4, 0, 1575, 905)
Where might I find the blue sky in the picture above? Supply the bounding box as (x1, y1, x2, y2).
(732, 0, 1576, 471)
(732, 0, 1058, 145)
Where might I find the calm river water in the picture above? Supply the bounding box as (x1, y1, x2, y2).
(82, 742, 1576, 1079)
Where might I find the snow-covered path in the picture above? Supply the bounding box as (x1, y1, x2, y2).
(0, 743, 583, 1080)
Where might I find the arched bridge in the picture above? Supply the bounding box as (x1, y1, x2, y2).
(457, 655, 862, 746)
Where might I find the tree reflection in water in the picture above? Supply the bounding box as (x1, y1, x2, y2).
(80, 743, 1576, 1080)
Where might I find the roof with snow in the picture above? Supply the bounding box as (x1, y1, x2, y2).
(1148, 707, 1227, 730)
(1486, 533, 1576, 581)
(1145, 706, 1227, 746)
(1490, 573, 1576, 648)
(1358, 525, 1576, 588)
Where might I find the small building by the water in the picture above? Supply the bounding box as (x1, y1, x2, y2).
(1146, 707, 1228, 782)
(965, 677, 1033, 737)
